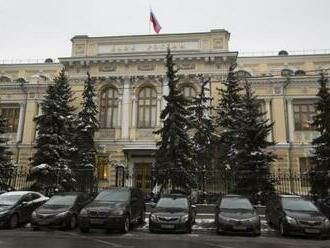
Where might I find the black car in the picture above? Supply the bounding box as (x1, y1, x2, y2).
(0, 191, 49, 228)
(316, 196, 330, 220)
(31, 192, 91, 230)
(149, 194, 196, 233)
(79, 187, 145, 233)
(215, 194, 261, 236)
(265, 194, 330, 238)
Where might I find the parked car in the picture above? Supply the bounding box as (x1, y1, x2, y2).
(79, 187, 145, 233)
(149, 194, 196, 233)
(0, 191, 49, 228)
(265, 194, 330, 238)
(31, 192, 91, 230)
(215, 194, 260, 236)
(316, 196, 330, 220)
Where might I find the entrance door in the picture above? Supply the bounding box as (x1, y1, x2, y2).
(134, 163, 152, 194)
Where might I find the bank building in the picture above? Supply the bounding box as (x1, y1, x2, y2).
(1, 29, 329, 193)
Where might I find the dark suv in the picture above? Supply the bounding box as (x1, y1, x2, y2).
(79, 187, 145, 233)
(265, 194, 330, 238)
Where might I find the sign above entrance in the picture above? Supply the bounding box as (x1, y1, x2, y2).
(97, 41, 200, 54)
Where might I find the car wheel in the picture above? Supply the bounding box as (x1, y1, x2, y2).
(121, 215, 130, 233)
(8, 214, 19, 229)
(279, 220, 287, 236)
(186, 225, 192, 234)
(67, 215, 77, 230)
(80, 227, 90, 233)
(32, 226, 41, 231)
(138, 210, 145, 225)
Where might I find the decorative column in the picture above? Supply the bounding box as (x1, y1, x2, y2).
(16, 103, 25, 142)
(121, 78, 130, 139)
(131, 96, 137, 128)
(265, 99, 273, 142)
(117, 96, 122, 128)
(287, 98, 295, 143)
(161, 78, 169, 110)
(156, 95, 162, 127)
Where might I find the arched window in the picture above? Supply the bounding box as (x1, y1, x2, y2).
(137, 87, 157, 128)
(181, 85, 196, 100)
(99, 87, 118, 128)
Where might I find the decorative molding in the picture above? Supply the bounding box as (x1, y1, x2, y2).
(213, 38, 224, 49)
(137, 64, 155, 71)
(99, 64, 117, 72)
(178, 63, 195, 70)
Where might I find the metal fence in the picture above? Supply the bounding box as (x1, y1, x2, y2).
(0, 167, 313, 200)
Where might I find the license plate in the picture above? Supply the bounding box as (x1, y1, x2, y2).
(90, 219, 104, 225)
(233, 226, 247, 230)
(161, 224, 175, 229)
(305, 228, 320, 234)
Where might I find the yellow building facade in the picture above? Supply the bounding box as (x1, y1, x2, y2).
(0, 29, 329, 192)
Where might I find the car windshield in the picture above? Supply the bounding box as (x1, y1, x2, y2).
(0, 194, 22, 206)
(156, 197, 188, 209)
(95, 190, 130, 202)
(44, 195, 77, 206)
(282, 198, 319, 212)
(220, 197, 254, 211)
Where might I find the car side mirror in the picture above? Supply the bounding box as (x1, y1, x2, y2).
(21, 201, 28, 207)
(149, 202, 156, 208)
(191, 205, 196, 210)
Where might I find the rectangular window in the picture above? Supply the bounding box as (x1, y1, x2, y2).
(96, 155, 109, 180)
(0, 106, 20, 132)
(293, 103, 316, 131)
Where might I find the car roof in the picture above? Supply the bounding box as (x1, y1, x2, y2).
(223, 194, 246, 198)
(160, 194, 188, 199)
(101, 187, 131, 192)
(279, 194, 301, 198)
(0, 191, 38, 196)
(54, 192, 87, 196)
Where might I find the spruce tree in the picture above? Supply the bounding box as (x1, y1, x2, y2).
(74, 73, 99, 191)
(154, 49, 196, 193)
(188, 76, 216, 191)
(233, 81, 275, 202)
(0, 112, 15, 189)
(215, 63, 243, 181)
(76, 72, 99, 167)
(310, 73, 330, 199)
(29, 69, 77, 193)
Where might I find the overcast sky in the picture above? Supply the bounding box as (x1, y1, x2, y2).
(1, 0, 329, 61)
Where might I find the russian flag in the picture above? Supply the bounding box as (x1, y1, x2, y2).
(150, 10, 162, 34)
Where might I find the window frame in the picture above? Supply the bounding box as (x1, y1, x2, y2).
(99, 87, 119, 129)
(137, 86, 157, 128)
(0, 105, 20, 133)
(293, 102, 316, 131)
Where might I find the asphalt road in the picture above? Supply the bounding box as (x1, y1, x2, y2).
(0, 227, 329, 248)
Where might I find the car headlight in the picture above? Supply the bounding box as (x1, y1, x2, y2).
(0, 211, 8, 217)
(150, 214, 157, 222)
(56, 211, 69, 217)
(181, 214, 189, 223)
(218, 214, 231, 222)
(324, 218, 330, 227)
(111, 209, 124, 216)
(80, 209, 88, 217)
(286, 216, 297, 225)
(31, 211, 37, 218)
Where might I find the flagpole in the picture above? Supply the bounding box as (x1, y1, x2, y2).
(149, 5, 151, 34)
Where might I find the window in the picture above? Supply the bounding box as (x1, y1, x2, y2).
(96, 155, 109, 180)
(0, 107, 20, 132)
(293, 103, 316, 131)
(181, 85, 196, 100)
(137, 87, 157, 128)
(99, 87, 118, 128)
